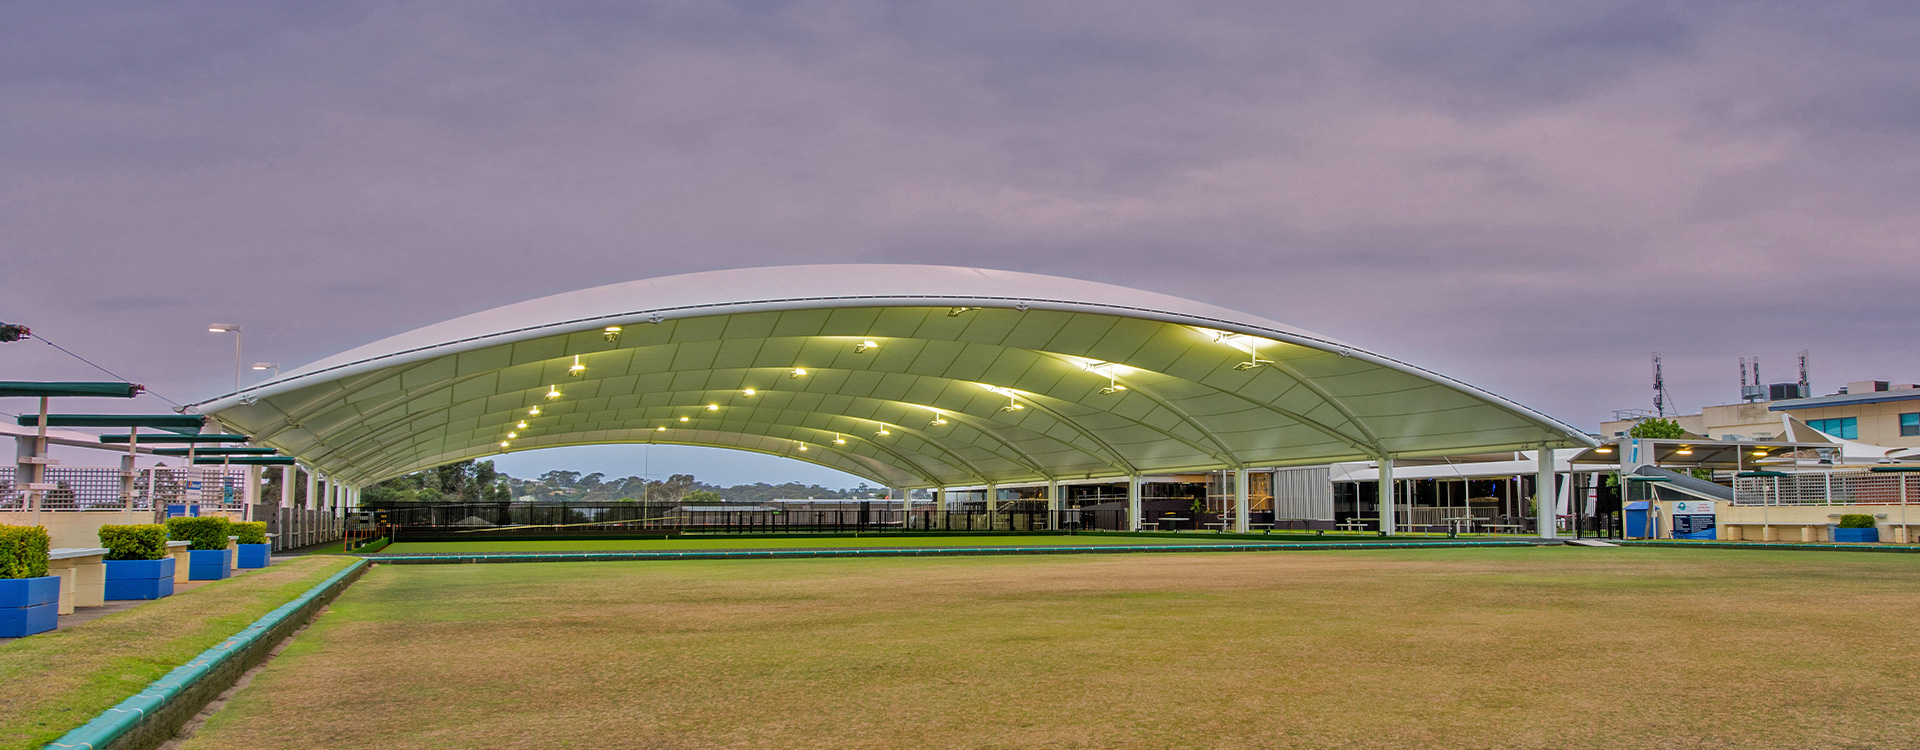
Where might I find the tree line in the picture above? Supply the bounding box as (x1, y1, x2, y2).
(358, 460, 890, 504)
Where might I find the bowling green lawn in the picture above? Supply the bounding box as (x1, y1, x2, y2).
(169, 546, 1920, 749)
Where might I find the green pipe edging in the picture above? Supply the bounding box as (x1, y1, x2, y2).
(1618, 540, 1920, 553)
(365, 540, 1533, 565)
(44, 559, 370, 750)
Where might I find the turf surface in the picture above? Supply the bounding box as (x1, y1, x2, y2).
(0, 555, 355, 749)
(376, 534, 1295, 554)
(183, 547, 1920, 749)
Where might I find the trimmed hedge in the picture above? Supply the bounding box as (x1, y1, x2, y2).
(1, 524, 52, 579)
(1838, 514, 1877, 529)
(352, 537, 390, 554)
(99, 524, 169, 560)
(233, 521, 269, 545)
(166, 516, 233, 551)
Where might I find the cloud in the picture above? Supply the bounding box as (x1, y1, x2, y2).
(1, 0, 1914, 482)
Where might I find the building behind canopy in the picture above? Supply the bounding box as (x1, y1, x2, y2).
(188, 264, 1595, 534)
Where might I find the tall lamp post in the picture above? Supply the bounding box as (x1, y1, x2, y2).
(252, 362, 280, 379)
(209, 324, 242, 392)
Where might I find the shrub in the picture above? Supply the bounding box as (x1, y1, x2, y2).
(1, 524, 52, 579)
(1838, 514, 1876, 529)
(353, 537, 391, 554)
(166, 516, 234, 550)
(233, 521, 269, 545)
(98, 524, 169, 560)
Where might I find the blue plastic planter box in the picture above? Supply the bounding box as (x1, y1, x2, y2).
(1833, 527, 1879, 543)
(188, 548, 234, 580)
(104, 558, 177, 600)
(236, 543, 272, 569)
(0, 576, 61, 637)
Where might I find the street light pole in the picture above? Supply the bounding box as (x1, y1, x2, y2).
(209, 324, 242, 392)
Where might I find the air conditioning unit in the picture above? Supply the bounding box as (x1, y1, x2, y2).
(1768, 383, 1807, 401)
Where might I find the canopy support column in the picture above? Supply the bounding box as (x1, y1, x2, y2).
(121, 427, 140, 524)
(243, 465, 261, 521)
(1378, 457, 1395, 535)
(304, 468, 318, 511)
(1536, 447, 1556, 540)
(1047, 480, 1061, 530)
(279, 466, 294, 508)
(1127, 475, 1142, 531)
(1233, 468, 1250, 533)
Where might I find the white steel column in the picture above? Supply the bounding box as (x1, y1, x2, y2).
(1378, 457, 1396, 535)
(242, 465, 260, 521)
(1127, 475, 1142, 531)
(279, 466, 295, 508)
(121, 427, 140, 524)
(1536, 447, 1555, 539)
(986, 483, 998, 513)
(1233, 468, 1250, 533)
(1047, 480, 1061, 530)
(304, 467, 318, 510)
(934, 487, 946, 513)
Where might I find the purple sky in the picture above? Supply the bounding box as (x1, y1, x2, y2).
(4, 1, 1914, 485)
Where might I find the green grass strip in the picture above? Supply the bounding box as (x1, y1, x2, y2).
(42, 558, 367, 750)
(0, 556, 355, 749)
(369, 540, 1534, 565)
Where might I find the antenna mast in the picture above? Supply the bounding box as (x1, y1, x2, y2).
(1798, 350, 1811, 397)
(1652, 352, 1674, 417)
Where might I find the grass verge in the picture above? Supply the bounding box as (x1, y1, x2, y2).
(0, 555, 355, 749)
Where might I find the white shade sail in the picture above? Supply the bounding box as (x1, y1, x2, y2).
(189, 265, 1594, 487)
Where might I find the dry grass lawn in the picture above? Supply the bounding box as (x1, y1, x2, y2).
(0, 555, 354, 749)
(185, 547, 1920, 749)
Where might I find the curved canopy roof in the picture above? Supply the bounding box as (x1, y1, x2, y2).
(190, 265, 1594, 487)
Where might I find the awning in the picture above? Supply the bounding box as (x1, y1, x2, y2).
(0, 382, 143, 399)
(14, 414, 204, 434)
(98, 434, 251, 444)
(191, 456, 295, 465)
(151, 447, 280, 456)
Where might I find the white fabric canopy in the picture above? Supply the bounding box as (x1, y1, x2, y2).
(190, 265, 1594, 486)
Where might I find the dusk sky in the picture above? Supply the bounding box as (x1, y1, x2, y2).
(4, 1, 1914, 486)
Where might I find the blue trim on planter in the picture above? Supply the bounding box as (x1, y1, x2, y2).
(236, 543, 272, 569)
(1833, 527, 1879, 543)
(104, 558, 177, 600)
(0, 575, 60, 607)
(0, 602, 57, 637)
(187, 549, 233, 580)
(0, 576, 61, 637)
(104, 576, 174, 600)
(105, 557, 175, 580)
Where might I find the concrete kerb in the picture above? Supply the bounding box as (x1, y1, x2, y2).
(1618, 540, 1920, 554)
(44, 559, 370, 750)
(362, 540, 1535, 565)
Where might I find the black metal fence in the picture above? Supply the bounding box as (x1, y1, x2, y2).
(359, 500, 1137, 541)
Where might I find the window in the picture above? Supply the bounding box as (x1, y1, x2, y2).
(1902, 413, 1919, 438)
(1808, 417, 1859, 440)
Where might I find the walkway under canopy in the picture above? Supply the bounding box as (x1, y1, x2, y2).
(189, 265, 1594, 488)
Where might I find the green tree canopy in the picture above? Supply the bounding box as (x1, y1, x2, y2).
(1629, 418, 1689, 439)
